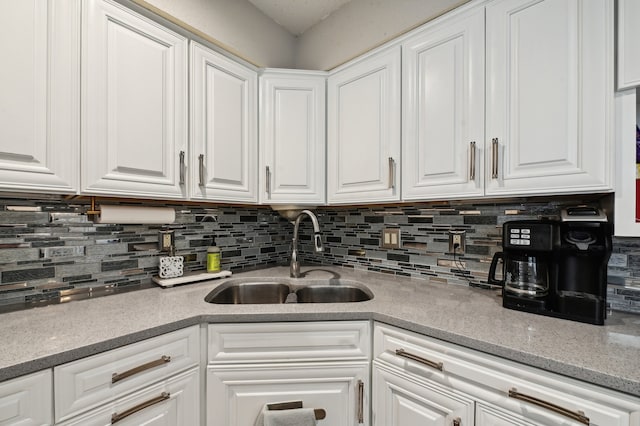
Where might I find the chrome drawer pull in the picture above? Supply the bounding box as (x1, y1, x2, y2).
(469, 141, 476, 181)
(111, 392, 170, 424)
(491, 138, 499, 179)
(198, 154, 205, 187)
(395, 348, 443, 371)
(179, 151, 185, 185)
(508, 388, 589, 425)
(265, 166, 271, 198)
(111, 355, 171, 384)
(388, 157, 396, 189)
(357, 379, 364, 424)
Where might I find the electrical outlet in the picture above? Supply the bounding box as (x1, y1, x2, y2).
(448, 231, 466, 254)
(381, 228, 401, 249)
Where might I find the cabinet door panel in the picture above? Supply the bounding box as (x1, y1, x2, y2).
(82, 0, 187, 199)
(373, 363, 473, 426)
(402, 5, 484, 200)
(260, 71, 326, 204)
(618, 0, 640, 90)
(207, 363, 369, 426)
(191, 42, 257, 202)
(328, 47, 401, 204)
(0, 0, 79, 193)
(0, 370, 52, 426)
(485, 0, 613, 195)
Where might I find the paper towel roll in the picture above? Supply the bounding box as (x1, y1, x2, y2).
(95, 205, 176, 224)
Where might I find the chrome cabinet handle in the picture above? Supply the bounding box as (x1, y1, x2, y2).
(453, 417, 461, 426)
(388, 157, 396, 189)
(112, 355, 171, 384)
(491, 138, 499, 179)
(357, 379, 364, 424)
(395, 348, 443, 371)
(179, 151, 185, 185)
(198, 154, 205, 187)
(265, 166, 271, 198)
(469, 141, 476, 181)
(111, 392, 170, 424)
(508, 388, 589, 425)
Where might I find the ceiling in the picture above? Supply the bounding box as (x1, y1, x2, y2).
(247, 0, 353, 36)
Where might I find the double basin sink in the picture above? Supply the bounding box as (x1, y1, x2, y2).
(204, 277, 373, 304)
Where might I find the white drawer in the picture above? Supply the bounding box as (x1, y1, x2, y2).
(374, 323, 640, 426)
(0, 370, 52, 426)
(208, 321, 370, 364)
(57, 367, 199, 426)
(54, 325, 200, 423)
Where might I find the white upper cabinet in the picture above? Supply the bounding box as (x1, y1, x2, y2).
(81, 0, 188, 199)
(402, 4, 485, 201)
(259, 70, 326, 205)
(618, 0, 640, 90)
(0, 0, 80, 194)
(190, 42, 258, 203)
(485, 0, 614, 196)
(327, 46, 401, 204)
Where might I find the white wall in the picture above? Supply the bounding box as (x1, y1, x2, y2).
(136, 0, 297, 68)
(294, 0, 469, 70)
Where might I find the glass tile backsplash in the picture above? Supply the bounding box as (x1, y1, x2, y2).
(0, 195, 638, 314)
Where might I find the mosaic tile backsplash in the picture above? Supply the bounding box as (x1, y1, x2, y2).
(0, 195, 639, 314)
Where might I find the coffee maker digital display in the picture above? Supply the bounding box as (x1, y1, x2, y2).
(488, 208, 612, 325)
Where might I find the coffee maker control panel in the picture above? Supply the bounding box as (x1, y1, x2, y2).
(503, 222, 555, 251)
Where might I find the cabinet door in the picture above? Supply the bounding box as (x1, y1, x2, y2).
(190, 41, 258, 203)
(485, 0, 613, 196)
(618, 0, 640, 90)
(207, 362, 369, 426)
(0, 370, 52, 426)
(57, 368, 198, 426)
(259, 70, 326, 205)
(327, 46, 401, 204)
(402, 5, 484, 201)
(81, 0, 187, 199)
(0, 0, 80, 194)
(372, 363, 473, 426)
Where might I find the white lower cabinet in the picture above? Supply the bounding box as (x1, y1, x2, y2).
(54, 325, 200, 425)
(373, 362, 473, 426)
(56, 367, 198, 426)
(373, 323, 640, 426)
(207, 321, 371, 426)
(0, 370, 52, 426)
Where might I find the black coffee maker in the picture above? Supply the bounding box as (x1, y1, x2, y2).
(488, 207, 612, 325)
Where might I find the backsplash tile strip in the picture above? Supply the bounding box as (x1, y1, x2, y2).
(0, 194, 639, 314)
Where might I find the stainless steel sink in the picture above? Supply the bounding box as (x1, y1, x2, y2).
(295, 282, 373, 303)
(204, 281, 290, 304)
(204, 277, 373, 304)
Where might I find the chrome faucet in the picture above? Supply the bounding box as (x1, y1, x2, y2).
(290, 210, 323, 278)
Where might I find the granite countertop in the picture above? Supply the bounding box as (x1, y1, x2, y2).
(1, 266, 639, 397)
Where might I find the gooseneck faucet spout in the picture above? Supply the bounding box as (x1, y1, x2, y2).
(290, 210, 323, 278)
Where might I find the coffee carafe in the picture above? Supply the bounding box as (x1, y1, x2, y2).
(488, 220, 558, 310)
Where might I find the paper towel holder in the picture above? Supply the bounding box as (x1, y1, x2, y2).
(86, 197, 101, 219)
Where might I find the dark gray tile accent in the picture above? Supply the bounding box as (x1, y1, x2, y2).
(2, 267, 55, 284)
(101, 260, 138, 272)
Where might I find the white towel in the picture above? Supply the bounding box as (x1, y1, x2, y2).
(254, 405, 317, 426)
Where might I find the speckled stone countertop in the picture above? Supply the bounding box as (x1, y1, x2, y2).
(1, 266, 639, 397)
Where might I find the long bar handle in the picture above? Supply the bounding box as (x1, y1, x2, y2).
(388, 157, 396, 189)
(395, 348, 443, 371)
(491, 138, 499, 179)
(469, 141, 477, 181)
(508, 388, 589, 425)
(357, 379, 364, 424)
(112, 355, 171, 384)
(265, 166, 271, 198)
(111, 392, 170, 424)
(179, 151, 185, 185)
(198, 154, 205, 187)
